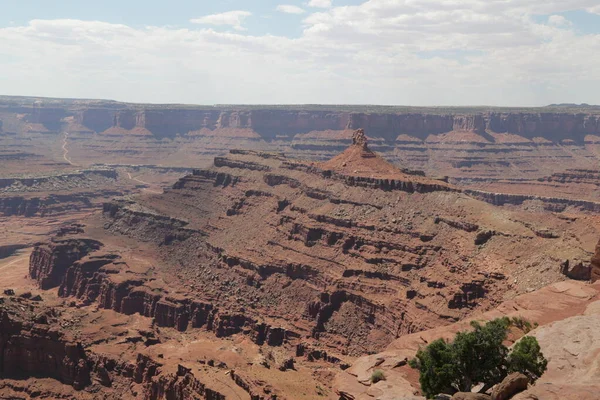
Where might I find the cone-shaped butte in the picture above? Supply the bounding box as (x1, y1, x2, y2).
(320, 129, 452, 187)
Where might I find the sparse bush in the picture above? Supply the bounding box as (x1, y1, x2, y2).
(508, 336, 547, 380)
(409, 318, 547, 399)
(371, 369, 386, 383)
(510, 317, 534, 333)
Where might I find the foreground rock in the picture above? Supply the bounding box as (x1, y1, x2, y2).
(512, 299, 600, 400)
(334, 281, 600, 399)
(491, 373, 528, 400)
(452, 393, 490, 400)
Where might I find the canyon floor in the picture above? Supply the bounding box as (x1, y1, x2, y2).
(2, 98, 600, 399)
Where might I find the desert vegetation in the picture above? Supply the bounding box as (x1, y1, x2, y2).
(409, 318, 547, 398)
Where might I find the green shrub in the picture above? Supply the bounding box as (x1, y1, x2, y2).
(409, 318, 547, 399)
(371, 369, 386, 383)
(510, 317, 534, 333)
(508, 336, 548, 380)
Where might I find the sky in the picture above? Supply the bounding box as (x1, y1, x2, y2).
(1, 0, 600, 106)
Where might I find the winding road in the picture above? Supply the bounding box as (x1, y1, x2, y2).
(126, 172, 163, 194)
(62, 131, 75, 165)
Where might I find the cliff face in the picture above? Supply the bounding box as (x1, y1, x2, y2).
(0, 296, 227, 399)
(5, 100, 600, 184)
(0, 297, 90, 390)
(29, 239, 103, 289)
(102, 110, 600, 141)
(0, 194, 102, 217)
(590, 239, 600, 282)
(29, 239, 291, 346)
(5, 100, 600, 142)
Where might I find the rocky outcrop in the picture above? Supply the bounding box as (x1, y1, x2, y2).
(29, 238, 103, 289)
(333, 281, 600, 400)
(590, 239, 600, 282)
(4, 97, 600, 142)
(331, 172, 457, 193)
(0, 296, 227, 399)
(435, 216, 479, 232)
(0, 297, 90, 389)
(0, 169, 117, 191)
(0, 194, 102, 217)
(559, 259, 592, 281)
(452, 393, 490, 400)
(145, 364, 225, 400)
(491, 373, 529, 400)
(511, 302, 600, 400)
(30, 240, 291, 346)
(464, 189, 600, 213)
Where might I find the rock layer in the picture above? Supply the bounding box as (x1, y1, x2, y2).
(0, 295, 228, 399)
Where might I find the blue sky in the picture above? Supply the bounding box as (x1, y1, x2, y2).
(1, 1, 599, 105)
(3, 1, 361, 35)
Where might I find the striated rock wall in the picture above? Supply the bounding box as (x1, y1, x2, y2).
(5, 101, 600, 142)
(29, 238, 103, 289)
(464, 189, 600, 213)
(145, 364, 225, 400)
(0, 296, 227, 399)
(29, 239, 291, 346)
(0, 194, 102, 217)
(103, 110, 600, 141)
(0, 298, 91, 389)
(590, 239, 600, 282)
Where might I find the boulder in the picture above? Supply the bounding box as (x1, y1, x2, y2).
(491, 373, 529, 400)
(278, 357, 295, 371)
(451, 393, 491, 400)
(560, 259, 591, 281)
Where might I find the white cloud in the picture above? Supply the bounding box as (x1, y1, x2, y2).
(587, 5, 600, 15)
(307, 0, 332, 9)
(191, 11, 251, 31)
(1, 1, 599, 106)
(548, 15, 571, 27)
(277, 5, 306, 14)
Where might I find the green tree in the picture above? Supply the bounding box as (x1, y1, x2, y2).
(409, 318, 547, 399)
(507, 336, 547, 380)
(409, 339, 456, 396)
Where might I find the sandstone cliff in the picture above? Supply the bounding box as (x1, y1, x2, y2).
(67, 109, 600, 142)
(3, 97, 600, 142)
(0, 295, 228, 399)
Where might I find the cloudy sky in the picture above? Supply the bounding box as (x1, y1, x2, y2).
(1, 0, 599, 106)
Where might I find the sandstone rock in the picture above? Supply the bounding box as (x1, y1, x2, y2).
(0, 300, 91, 390)
(335, 281, 600, 400)
(559, 259, 591, 281)
(451, 393, 491, 400)
(278, 357, 295, 371)
(491, 373, 529, 400)
(512, 311, 600, 399)
(512, 383, 599, 400)
(475, 230, 495, 245)
(590, 238, 600, 282)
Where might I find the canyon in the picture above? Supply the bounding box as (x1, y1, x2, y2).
(1, 96, 600, 399)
